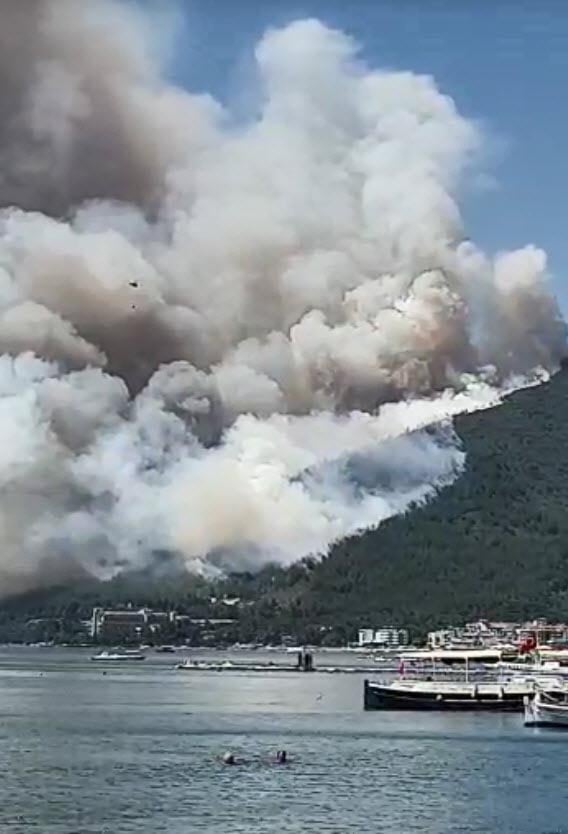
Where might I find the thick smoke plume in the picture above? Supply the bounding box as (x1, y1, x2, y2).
(0, 0, 564, 595)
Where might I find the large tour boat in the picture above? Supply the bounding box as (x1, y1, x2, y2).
(363, 677, 557, 711)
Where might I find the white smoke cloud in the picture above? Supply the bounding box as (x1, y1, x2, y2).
(0, 2, 564, 594)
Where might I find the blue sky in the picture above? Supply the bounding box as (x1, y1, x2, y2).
(160, 0, 568, 314)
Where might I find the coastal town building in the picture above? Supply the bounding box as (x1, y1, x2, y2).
(90, 607, 175, 642)
(426, 618, 568, 651)
(89, 607, 239, 645)
(358, 627, 409, 648)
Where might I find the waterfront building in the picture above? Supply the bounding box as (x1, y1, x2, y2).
(90, 607, 175, 642)
(358, 627, 409, 648)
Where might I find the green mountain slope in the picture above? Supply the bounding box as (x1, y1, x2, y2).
(273, 367, 568, 637)
(3, 368, 568, 643)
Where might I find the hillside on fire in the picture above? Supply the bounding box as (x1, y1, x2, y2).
(258, 365, 568, 638)
(3, 367, 568, 643)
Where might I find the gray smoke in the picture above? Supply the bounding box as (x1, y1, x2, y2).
(0, 1, 564, 595)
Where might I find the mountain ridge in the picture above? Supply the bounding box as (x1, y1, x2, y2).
(282, 366, 568, 636)
(2, 368, 568, 643)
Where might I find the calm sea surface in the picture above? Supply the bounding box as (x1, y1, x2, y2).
(0, 646, 567, 834)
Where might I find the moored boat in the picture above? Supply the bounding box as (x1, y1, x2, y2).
(524, 689, 568, 726)
(493, 660, 568, 677)
(90, 650, 146, 662)
(364, 676, 564, 711)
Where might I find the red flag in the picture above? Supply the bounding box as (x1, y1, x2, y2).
(519, 635, 536, 654)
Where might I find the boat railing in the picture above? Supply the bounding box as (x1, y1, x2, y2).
(393, 661, 562, 685)
(398, 663, 501, 682)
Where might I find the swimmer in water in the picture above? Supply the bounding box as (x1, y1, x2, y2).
(275, 750, 287, 764)
(222, 751, 236, 765)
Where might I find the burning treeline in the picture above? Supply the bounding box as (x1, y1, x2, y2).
(0, 0, 564, 594)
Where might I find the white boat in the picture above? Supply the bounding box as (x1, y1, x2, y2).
(537, 647, 568, 664)
(524, 688, 568, 726)
(179, 658, 235, 669)
(365, 668, 566, 711)
(495, 660, 568, 677)
(90, 650, 146, 662)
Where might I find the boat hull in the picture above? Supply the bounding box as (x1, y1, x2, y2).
(364, 679, 528, 711)
(524, 696, 568, 727)
(524, 716, 568, 727)
(90, 654, 146, 662)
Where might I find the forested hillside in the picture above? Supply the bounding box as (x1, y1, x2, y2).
(3, 369, 568, 643)
(265, 367, 568, 638)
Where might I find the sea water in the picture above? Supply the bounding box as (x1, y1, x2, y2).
(0, 647, 565, 834)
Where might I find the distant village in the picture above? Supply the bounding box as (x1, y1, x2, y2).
(356, 618, 568, 660)
(18, 603, 568, 656)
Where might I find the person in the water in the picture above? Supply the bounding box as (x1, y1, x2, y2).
(275, 750, 287, 764)
(222, 751, 236, 765)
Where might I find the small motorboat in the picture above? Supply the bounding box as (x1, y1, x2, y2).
(524, 688, 568, 727)
(90, 650, 146, 662)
